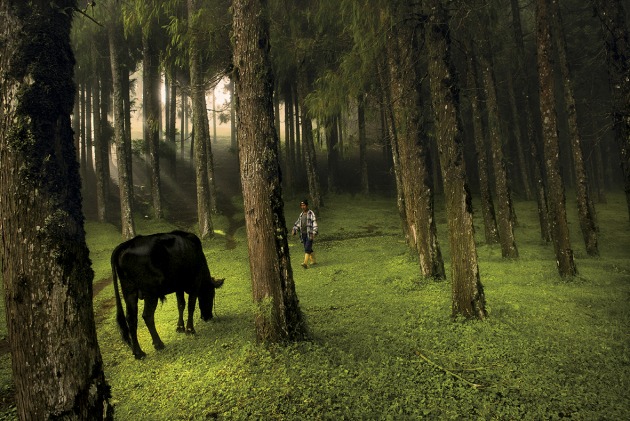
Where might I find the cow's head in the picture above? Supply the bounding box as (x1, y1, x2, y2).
(198, 276, 225, 321)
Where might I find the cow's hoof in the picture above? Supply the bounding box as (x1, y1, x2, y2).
(154, 341, 165, 350)
(134, 351, 147, 360)
(176, 326, 185, 333)
(186, 327, 196, 335)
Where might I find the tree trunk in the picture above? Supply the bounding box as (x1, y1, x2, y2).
(464, 42, 499, 244)
(426, 0, 486, 319)
(229, 77, 237, 150)
(284, 83, 295, 194)
(91, 45, 107, 222)
(188, 0, 213, 238)
(377, 55, 410, 245)
(325, 116, 340, 193)
(551, 0, 599, 256)
(358, 93, 369, 195)
(506, 74, 533, 201)
(479, 45, 519, 258)
(591, 0, 630, 222)
(232, 0, 308, 342)
(509, 0, 551, 242)
(109, 18, 136, 239)
(204, 105, 218, 214)
(298, 72, 323, 209)
(0, 1, 113, 418)
(387, 1, 445, 279)
(143, 28, 163, 219)
(536, 0, 577, 277)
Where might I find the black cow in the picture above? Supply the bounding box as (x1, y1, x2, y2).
(111, 230, 224, 359)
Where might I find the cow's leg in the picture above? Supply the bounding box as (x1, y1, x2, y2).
(186, 294, 197, 334)
(176, 291, 186, 333)
(142, 296, 165, 351)
(124, 293, 146, 359)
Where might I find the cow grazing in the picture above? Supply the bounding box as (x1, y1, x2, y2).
(111, 230, 224, 359)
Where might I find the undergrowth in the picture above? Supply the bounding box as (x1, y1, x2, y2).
(0, 193, 628, 420)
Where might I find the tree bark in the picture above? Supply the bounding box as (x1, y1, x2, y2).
(551, 0, 599, 256)
(358, 93, 369, 195)
(91, 44, 107, 222)
(464, 42, 499, 245)
(325, 115, 340, 193)
(426, 0, 486, 319)
(298, 72, 323, 209)
(109, 16, 136, 239)
(479, 47, 519, 258)
(591, 0, 630, 222)
(143, 25, 163, 219)
(536, 0, 577, 277)
(188, 0, 213, 238)
(0, 1, 113, 418)
(387, 1, 445, 279)
(232, 0, 308, 342)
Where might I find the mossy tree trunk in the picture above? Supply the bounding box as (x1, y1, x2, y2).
(0, 1, 113, 418)
(232, 0, 308, 342)
(188, 0, 213, 238)
(108, 15, 136, 239)
(551, 0, 599, 256)
(425, 0, 487, 319)
(387, 0, 445, 279)
(536, 0, 577, 278)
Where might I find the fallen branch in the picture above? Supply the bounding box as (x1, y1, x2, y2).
(416, 351, 484, 389)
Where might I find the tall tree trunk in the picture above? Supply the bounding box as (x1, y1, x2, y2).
(506, 74, 533, 200)
(143, 28, 163, 219)
(99, 60, 112, 203)
(188, 0, 213, 238)
(325, 116, 340, 193)
(377, 55, 409, 244)
(426, 0, 486, 319)
(298, 72, 323, 209)
(358, 93, 369, 195)
(79, 83, 87, 177)
(229, 77, 237, 150)
(387, 1, 445, 279)
(284, 83, 295, 194)
(536, 0, 577, 277)
(91, 45, 107, 222)
(204, 105, 218, 214)
(109, 18, 136, 239)
(0, 1, 113, 418)
(465, 42, 499, 244)
(510, 0, 551, 242)
(551, 0, 598, 256)
(232, 0, 308, 342)
(293, 82, 302, 169)
(479, 42, 519, 258)
(591, 0, 630, 221)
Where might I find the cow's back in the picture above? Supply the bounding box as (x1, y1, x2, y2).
(115, 231, 209, 299)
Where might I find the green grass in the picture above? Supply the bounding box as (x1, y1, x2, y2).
(1, 193, 629, 420)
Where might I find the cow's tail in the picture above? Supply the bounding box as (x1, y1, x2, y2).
(111, 244, 131, 346)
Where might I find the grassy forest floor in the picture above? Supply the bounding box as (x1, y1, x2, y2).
(0, 141, 628, 419)
(0, 190, 629, 419)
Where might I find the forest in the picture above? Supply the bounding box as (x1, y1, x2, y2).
(0, 0, 629, 419)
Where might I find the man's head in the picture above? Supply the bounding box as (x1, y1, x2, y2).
(300, 199, 308, 210)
